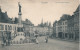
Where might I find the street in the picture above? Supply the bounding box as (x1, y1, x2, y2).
(0, 36, 79, 50)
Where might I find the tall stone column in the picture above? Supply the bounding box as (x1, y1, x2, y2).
(18, 14, 22, 25)
(18, 2, 22, 25)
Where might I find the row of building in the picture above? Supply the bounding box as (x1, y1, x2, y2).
(0, 20, 52, 39)
(23, 19, 53, 37)
(53, 5, 79, 40)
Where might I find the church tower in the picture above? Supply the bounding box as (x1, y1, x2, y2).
(18, 2, 22, 24)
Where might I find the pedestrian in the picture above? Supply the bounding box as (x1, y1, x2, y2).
(36, 39, 39, 44)
(45, 36, 48, 43)
(6, 40, 8, 46)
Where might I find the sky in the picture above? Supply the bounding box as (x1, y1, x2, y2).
(0, 0, 79, 26)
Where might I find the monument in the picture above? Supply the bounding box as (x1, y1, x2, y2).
(13, 2, 25, 42)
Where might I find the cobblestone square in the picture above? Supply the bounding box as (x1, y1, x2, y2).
(0, 36, 79, 50)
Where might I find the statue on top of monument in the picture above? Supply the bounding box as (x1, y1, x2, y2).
(18, 2, 21, 12)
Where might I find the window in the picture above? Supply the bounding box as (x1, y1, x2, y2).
(0, 24, 4, 30)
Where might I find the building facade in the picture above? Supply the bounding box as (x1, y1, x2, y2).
(0, 23, 19, 45)
(33, 26, 49, 36)
(68, 15, 74, 39)
(55, 14, 69, 38)
(0, 23, 25, 40)
(73, 5, 79, 40)
(53, 5, 79, 40)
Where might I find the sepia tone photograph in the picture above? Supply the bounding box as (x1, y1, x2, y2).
(0, 0, 79, 50)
